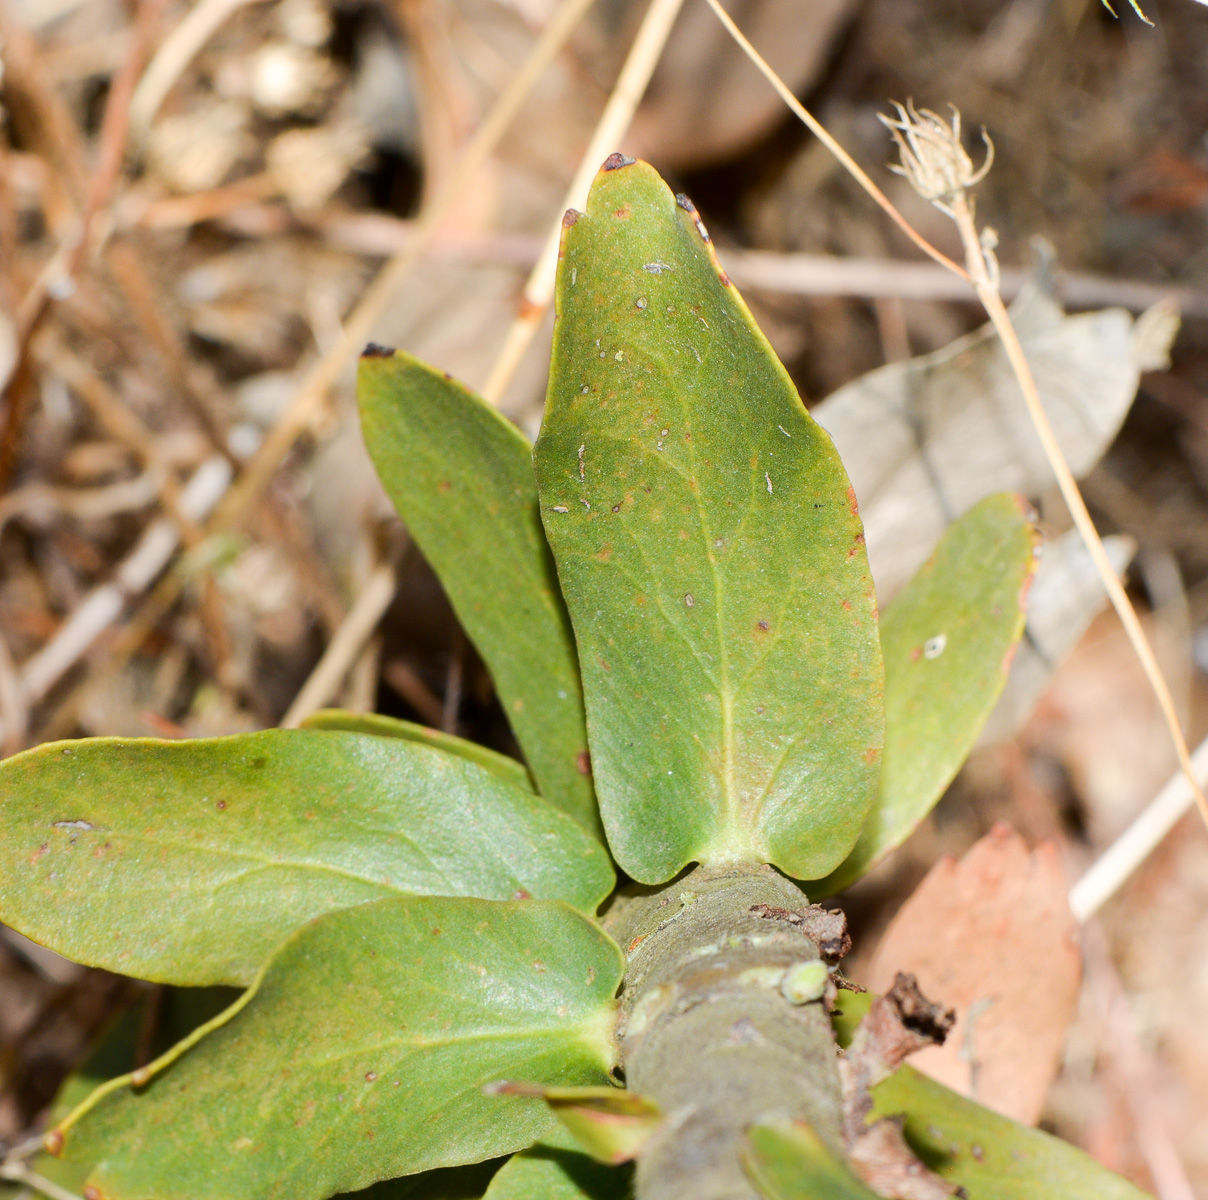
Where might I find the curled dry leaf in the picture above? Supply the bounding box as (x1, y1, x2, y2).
(977, 528, 1135, 747)
(867, 823, 1081, 1126)
(813, 279, 1176, 601)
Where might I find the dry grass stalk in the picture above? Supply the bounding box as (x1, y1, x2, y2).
(699, 0, 968, 282)
(478, 0, 691, 406)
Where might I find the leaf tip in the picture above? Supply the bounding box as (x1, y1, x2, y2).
(601, 152, 636, 172)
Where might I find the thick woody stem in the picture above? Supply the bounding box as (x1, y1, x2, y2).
(607, 863, 848, 1200)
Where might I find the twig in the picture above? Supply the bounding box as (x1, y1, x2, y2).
(0, 0, 164, 489)
(699, 0, 968, 282)
(279, 564, 397, 728)
(382, 659, 445, 728)
(0, 455, 232, 745)
(128, 0, 264, 148)
(33, 334, 202, 544)
(705, 4, 1208, 849)
(1069, 737, 1208, 922)
(0, 1162, 83, 1200)
(0, 473, 161, 538)
(0, 629, 28, 756)
(480, 0, 689, 405)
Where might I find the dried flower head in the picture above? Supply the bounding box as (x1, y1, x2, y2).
(879, 100, 994, 215)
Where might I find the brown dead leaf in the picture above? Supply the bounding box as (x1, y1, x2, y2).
(866, 822, 1081, 1126)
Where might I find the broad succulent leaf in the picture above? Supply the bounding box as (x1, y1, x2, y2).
(302, 709, 534, 792)
(816, 493, 1038, 892)
(484, 1129, 632, 1200)
(54, 897, 624, 1200)
(0, 730, 613, 985)
(742, 1121, 880, 1199)
(871, 1066, 1153, 1200)
(832, 997, 1151, 1199)
(535, 159, 883, 884)
(359, 350, 598, 836)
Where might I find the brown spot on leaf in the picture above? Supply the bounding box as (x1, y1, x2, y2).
(562, 208, 580, 227)
(602, 152, 635, 171)
(576, 750, 592, 777)
(437, 480, 452, 493)
(361, 343, 395, 358)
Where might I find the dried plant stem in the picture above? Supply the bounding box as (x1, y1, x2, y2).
(0, 1161, 83, 1200)
(1069, 736, 1208, 922)
(279, 563, 397, 728)
(699, 0, 968, 282)
(212, 0, 600, 531)
(479, 0, 689, 405)
(128, 0, 263, 146)
(947, 193, 1208, 835)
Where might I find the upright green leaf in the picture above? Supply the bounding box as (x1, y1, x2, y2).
(55, 897, 624, 1200)
(302, 709, 534, 792)
(484, 1129, 632, 1200)
(871, 1066, 1152, 1200)
(359, 350, 598, 836)
(816, 494, 1038, 893)
(535, 159, 883, 883)
(0, 730, 613, 985)
(742, 1121, 880, 1200)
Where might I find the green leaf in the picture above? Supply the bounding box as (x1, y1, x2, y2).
(742, 1120, 880, 1200)
(302, 709, 534, 792)
(11, 989, 242, 1197)
(484, 1129, 632, 1200)
(534, 159, 883, 884)
(0, 730, 613, 985)
(815, 493, 1038, 893)
(829, 989, 873, 1050)
(55, 897, 623, 1200)
(488, 1085, 660, 1164)
(359, 350, 598, 836)
(871, 1065, 1153, 1200)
